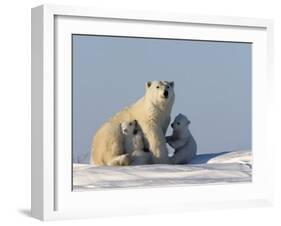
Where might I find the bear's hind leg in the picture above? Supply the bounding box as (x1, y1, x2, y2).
(171, 148, 188, 164)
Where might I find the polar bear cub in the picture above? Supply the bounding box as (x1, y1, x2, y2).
(120, 120, 144, 154)
(166, 114, 197, 164)
(120, 120, 152, 165)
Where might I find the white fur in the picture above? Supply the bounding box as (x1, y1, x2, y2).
(120, 120, 152, 165)
(90, 81, 175, 165)
(166, 114, 197, 164)
(120, 120, 144, 154)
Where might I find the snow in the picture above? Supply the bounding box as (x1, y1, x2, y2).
(73, 150, 252, 191)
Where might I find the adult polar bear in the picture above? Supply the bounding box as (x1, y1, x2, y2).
(90, 81, 175, 165)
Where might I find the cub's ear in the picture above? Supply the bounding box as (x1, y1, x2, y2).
(169, 81, 174, 88)
(146, 81, 152, 89)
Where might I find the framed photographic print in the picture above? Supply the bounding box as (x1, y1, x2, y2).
(31, 4, 274, 221)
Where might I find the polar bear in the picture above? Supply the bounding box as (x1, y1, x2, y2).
(120, 120, 145, 154)
(90, 80, 175, 166)
(166, 114, 197, 164)
(120, 120, 152, 165)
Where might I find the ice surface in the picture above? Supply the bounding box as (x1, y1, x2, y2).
(73, 150, 251, 191)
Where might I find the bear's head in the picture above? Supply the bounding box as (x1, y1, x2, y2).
(145, 81, 175, 106)
(120, 120, 139, 136)
(171, 113, 190, 132)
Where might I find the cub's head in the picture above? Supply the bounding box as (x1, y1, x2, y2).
(121, 120, 139, 136)
(171, 113, 190, 131)
(145, 81, 175, 106)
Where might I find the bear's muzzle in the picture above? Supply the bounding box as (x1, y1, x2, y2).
(163, 90, 169, 98)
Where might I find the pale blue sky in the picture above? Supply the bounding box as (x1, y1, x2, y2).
(72, 35, 251, 163)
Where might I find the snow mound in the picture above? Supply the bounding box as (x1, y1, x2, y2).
(73, 150, 252, 191)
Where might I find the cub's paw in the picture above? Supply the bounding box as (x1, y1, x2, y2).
(119, 154, 130, 166)
(166, 136, 172, 143)
(167, 140, 176, 149)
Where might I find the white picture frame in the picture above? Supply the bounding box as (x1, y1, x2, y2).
(31, 4, 274, 221)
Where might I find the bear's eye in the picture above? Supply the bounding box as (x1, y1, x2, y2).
(167, 86, 169, 89)
(177, 122, 180, 125)
(129, 122, 132, 126)
(156, 86, 160, 89)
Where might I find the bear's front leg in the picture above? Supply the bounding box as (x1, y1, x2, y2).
(166, 136, 172, 143)
(142, 123, 169, 164)
(168, 139, 187, 150)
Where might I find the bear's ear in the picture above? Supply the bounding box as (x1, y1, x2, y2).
(169, 81, 174, 88)
(146, 81, 152, 88)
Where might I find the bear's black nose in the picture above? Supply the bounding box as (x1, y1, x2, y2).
(164, 90, 169, 98)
